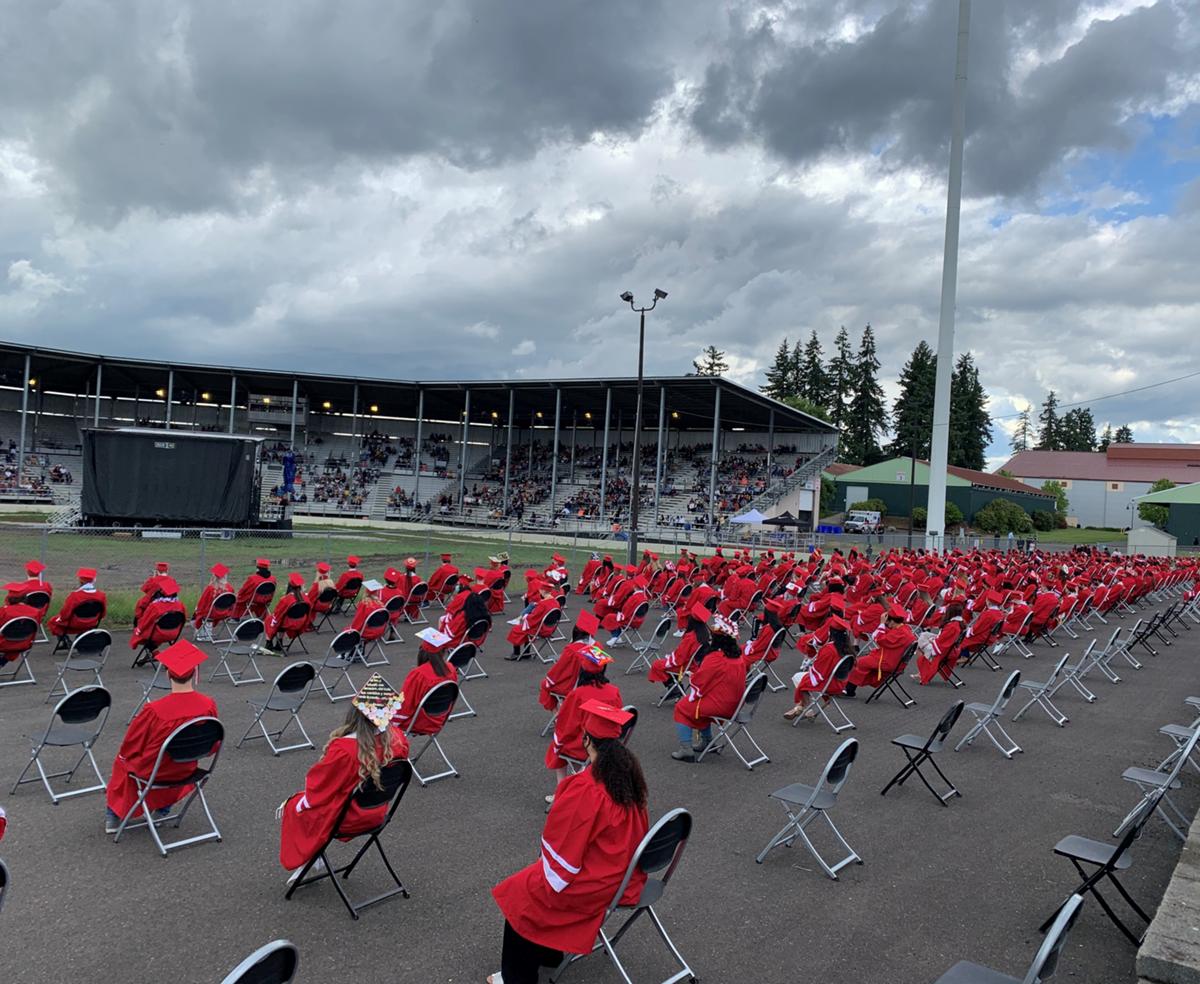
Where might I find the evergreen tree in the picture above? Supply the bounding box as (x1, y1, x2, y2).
(888, 340, 937, 459)
(1010, 406, 1033, 453)
(842, 324, 888, 465)
(826, 325, 854, 434)
(948, 352, 992, 470)
(692, 345, 729, 376)
(1036, 391, 1061, 450)
(789, 339, 804, 399)
(762, 338, 794, 399)
(1098, 424, 1113, 451)
(797, 330, 827, 409)
(1059, 407, 1097, 452)
(1114, 424, 1134, 444)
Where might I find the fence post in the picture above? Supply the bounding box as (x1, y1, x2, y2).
(41, 526, 49, 566)
(199, 536, 206, 585)
(326, 532, 332, 566)
(424, 524, 432, 566)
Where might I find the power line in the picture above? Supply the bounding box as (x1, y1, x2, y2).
(991, 367, 1200, 420)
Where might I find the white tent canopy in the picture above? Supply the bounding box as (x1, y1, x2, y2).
(732, 509, 768, 524)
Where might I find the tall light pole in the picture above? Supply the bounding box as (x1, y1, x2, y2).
(620, 288, 668, 565)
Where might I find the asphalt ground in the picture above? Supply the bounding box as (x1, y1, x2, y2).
(0, 593, 1196, 984)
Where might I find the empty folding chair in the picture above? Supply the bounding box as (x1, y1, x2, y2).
(11, 685, 111, 804)
(209, 618, 267, 687)
(238, 662, 317, 755)
(131, 609, 187, 669)
(404, 680, 460, 786)
(446, 643, 480, 720)
(195, 591, 237, 643)
(1113, 724, 1200, 842)
(219, 940, 299, 984)
(756, 737, 863, 879)
(795, 654, 856, 734)
(45, 628, 112, 702)
(932, 894, 1083, 984)
(356, 608, 391, 667)
(528, 608, 564, 664)
(863, 642, 919, 708)
(285, 759, 413, 920)
(1157, 722, 1200, 777)
(1077, 631, 1125, 685)
(1010, 652, 1072, 727)
(625, 616, 672, 676)
(112, 717, 224, 857)
(459, 620, 491, 679)
(696, 672, 771, 770)
(0, 615, 41, 689)
(550, 808, 696, 984)
(315, 629, 360, 702)
(955, 671, 1023, 759)
(1041, 792, 1162, 946)
(880, 701, 965, 806)
(1047, 640, 1100, 704)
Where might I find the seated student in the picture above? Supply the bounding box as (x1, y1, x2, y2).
(192, 563, 233, 630)
(129, 577, 186, 655)
(104, 640, 218, 834)
(233, 558, 276, 619)
(47, 568, 107, 638)
(379, 567, 406, 626)
(843, 604, 916, 697)
(277, 673, 408, 885)
(395, 557, 424, 619)
(334, 555, 363, 608)
(1028, 587, 1062, 638)
(585, 555, 616, 598)
(4, 559, 53, 617)
(134, 561, 173, 623)
(959, 591, 1006, 658)
(740, 601, 786, 671)
(648, 602, 711, 687)
(350, 579, 387, 636)
(544, 644, 622, 803)
(427, 553, 460, 601)
(394, 634, 458, 734)
(305, 561, 337, 619)
(490, 701, 648, 984)
(601, 577, 649, 648)
(538, 610, 600, 711)
(264, 573, 309, 651)
(576, 552, 602, 596)
(673, 582, 717, 636)
(912, 601, 966, 685)
(0, 596, 41, 662)
(671, 614, 747, 762)
(544, 553, 570, 592)
(506, 582, 560, 660)
(785, 615, 853, 720)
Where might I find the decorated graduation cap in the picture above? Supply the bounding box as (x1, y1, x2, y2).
(710, 613, 739, 638)
(405, 557, 418, 569)
(77, 567, 97, 581)
(580, 643, 614, 670)
(575, 609, 600, 636)
(287, 572, 305, 588)
(546, 569, 566, 583)
(497, 552, 510, 563)
(157, 639, 208, 678)
(352, 673, 404, 733)
(210, 562, 230, 579)
(416, 627, 453, 650)
(488, 555, 502, 565)
(384, 567, 401, 583)
(581, 699, 633, 740)
(25, 559, 46, 575)
(363, 579, 383, 593)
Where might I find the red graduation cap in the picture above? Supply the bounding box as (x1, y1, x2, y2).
(986, 589, 1006, 605)
(405, 557, 418, 569)
(255, 557, 271, 568)
(576, 609, 600, 636)
(155, 561, 170, 572)
(346, 555, 360, 566)
(25, 559, 45, 576)
(888, 603, 909, 620)
(157, 639, 208, 677)
(210, 562, 230, 579)
(440, 553, 453, 562)
(552, 553, 565, 563)
(77, 568, 97, 581)
(384, 567, 401, 583)
(288, 572, 305, 588)
(828, 595, 846, 612)
(690, 601, 713, 623)
(315, 561, 331, 574)
(827, 614, 850, 631)
(581, 699, 633, 740)
(157, 576, 180, 595)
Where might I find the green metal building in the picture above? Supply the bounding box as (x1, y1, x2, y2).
(1134, 482, 1200, 546)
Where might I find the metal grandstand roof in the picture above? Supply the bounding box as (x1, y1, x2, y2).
(0, 340, 835, 434)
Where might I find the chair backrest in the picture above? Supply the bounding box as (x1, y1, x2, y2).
(23, 589, 50, 610)
(363, 607, 389, 630)
(619, 704, 638, 745)
(929, 700, 965, 748)
(990, 670, 1022, 714)
(831, 653, 855, 686)
(162, 717, 224, 766)
(274, 661, 316, 694)
(209, 591, 236, 616)
(70, 628, 113, 659)
(539, 607, 562, 630)
(0, 616, 38, 643)
(447, 643, 477, 673)
(466, 618, 490, 643)
(284, 601, 311, 623)
(734, 672, 770, 723)
(816, 736, 859, 800)
(316, 586, 338, 605)
(415, 680, 459, 721)
(155, 609, 186, 632)
(233, 618, 265, 643)
(407, 581, 429, 603)
(605, 808, 693, 915)
(329, 628, 361, 657)
(219, 939, 299, 984)
(252, 581, 276, 602)
(352, 757, 414, 811)
(1046, 651, 1072, 683)
(340, 575, 363, 595)
(1162, 724, 1200, 787)
(54, 685, 112, 726)
(441, 574, 460, 593)
(0, 857, 7, 916)
(648, 617, 672, 646)
(384, 596, 406, 615)
(895, 640, 917, 671)
(1022, 894, 1083, 984)
(72, 599, 104, 622)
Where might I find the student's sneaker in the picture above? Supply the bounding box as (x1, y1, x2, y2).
(672, 629, 685, 637)
(104, 809, 121, 834)
(286, 857, 327, 886)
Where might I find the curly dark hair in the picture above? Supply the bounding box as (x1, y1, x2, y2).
(587, 736, 648, 808)
(712, 633, 741, 660)
(575, 666, 610, 688)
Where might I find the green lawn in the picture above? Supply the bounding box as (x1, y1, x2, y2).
(1035, 527, 1124, 544)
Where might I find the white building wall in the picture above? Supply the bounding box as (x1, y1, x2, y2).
(1012, 475, 1152, 529)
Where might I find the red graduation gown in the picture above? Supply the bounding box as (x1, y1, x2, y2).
(192, 580, 233, 628)
(105, 691, 220, 818)
(847, 624, 917, 688)
(793, 642, 846, 697)
(350, 598, 387, 640)
(601, 590, 649, 633)
(428, 563, 460, 597)
(507, 597, 560, 647)
(673, 654, 746, 731)
(48, 586, 107, 637)
(129, 597, 187, 650)
(648, 628, 702, 683)
(4, 577, 53, 616)
(0, 602, 40, 659)
(234, 573, 276, 618)
(539, 641, 589, 710)
(278, 729, 409, 870)
(917, 619, 964, 684)
(545, 682, 622, 768)
(492, 769, 648, 955)
(393, 661, 457, 735)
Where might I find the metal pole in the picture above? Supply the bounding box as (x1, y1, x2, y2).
(569, 410, 577, 483)
(164, 369, 174, 429)
(766, 408, 775, 478)
(503, 389, 515, 515)
(289, 379, 299, 449)
(550, 388, 562, 522)
(16, 355, 30, 491)
(708, 385, 721, 530)
(599, 387, 612, 525)
(926, 0, 971, 552)
(459, 389, 470, 513)
(528, 411, 535, 482)
(413, 389, 424, 507)
(908, 451, 917, 549)
(350, 384, 359, 441)
(94, 362, 102, 427)
(628, 308, 646, 564)
(654, 386, 666, 531)
(615, 409, 623, 482)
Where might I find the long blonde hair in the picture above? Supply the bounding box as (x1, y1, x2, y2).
(325, 706, 395, 790)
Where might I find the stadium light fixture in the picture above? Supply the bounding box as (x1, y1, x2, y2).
(201, 391, 211, 401)
(672, 411, 679, 419)
(370, 404, 379, 413)
(28, 378, 37, 387)
(584, 411, 592, 420)
(322, 400, 332, 410)
(262, 396, 270, 404)
(619, 289, 669, 565)
(155, 388, 166, 398)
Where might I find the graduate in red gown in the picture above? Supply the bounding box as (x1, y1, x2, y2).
(305, 561, 337, 621)
(601, 577, 649, 647)
(490, 702, 648, 984)
(192, 562, 233, 632)
(843, 605, 916, 696)
(740, 602, 785, 671)
(544, 644, 622, 800)
(576, 552, 602, 596)
(648, 602, 710, 686)
(913, 602, 965, 685)
(507, 583, 560, 659)
(334, 555, 363, 608)
(428, 553, 460, 601)
(380, 567, 406, 626)
(4, 559, 53, 618)
(264, 573, 310, 651)
(0, 598, 40, 661)
(349, 579, 388, 643)
(959, 591, 1006, 657)
(104, 640, 219, 833)
(393, 639, 458, 735)
(671, 614, 747, 761)
(233, 558, 276, 618)
(717, 565, 757, 617)
(785, 616, 853, 720)
(134, 561, 173, 623)
(538, 610, 599, 711)
(392, 557, 424, 620)
(129, 577, 186, 654)
(278, 673, 408, 881)
(47, 568, 107, 639)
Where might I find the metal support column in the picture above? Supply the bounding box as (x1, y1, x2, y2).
(94, 363, 103, 427)
(599, 388, 612, 524)
(459, 390, 471, 513)
(503, 389, 515, 515)
(351, 385, 359, 442)
(228, 376, 237, 433)
(15, 355, 30, 491)
(766, 409, 775, 478)
(708, 385, 721, 529)
(164, 370, 174, 429)
(289, 379, 299, 449)
(653, 386, 666, 529)
(413, 389, 424, 508)
(528, 412, 536, 482)
(569, 410, 578, 483)
(550, 389, 562, 518)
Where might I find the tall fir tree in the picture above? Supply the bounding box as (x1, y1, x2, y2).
(798, 330, 827, 409)
(888, 340, 938, 459)
(947, 352, 992, 470)
(842, 324, 888, 465)
(1114, 424, 1134, 444)
(1098, 424, 1114, 451)
(826, 325, 854, 435)
(1036, 391, 1061, 450)
(692, 345, 729, 376)
(789, 339, 804, 399)
(762, 338, 794, 399)
(1059, 406, 1097, 452)
(1011, 407, 1033, 452)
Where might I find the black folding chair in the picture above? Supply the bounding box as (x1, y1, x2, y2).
(45, 628, 112, 701)
(550, 808, 695, 984)
(401, 582, 430, 626)
(381, 596, 406, 645)
(1040, 791, 1163, 945)
(132, 609, 186, 668)
(219, 940, 299, 984)
(312, 587, 340, 633)
(112, 717, 224, 857)
(880, 701, 965, 806)
(195, 591, 237, 643)
(933, 894, 1083, 983)
(210, 618, 267, 687)
(50, 599, 104, 655)
(695, 672, 771, 770)
(315, 629, 360, 702)
(0, 616, 40, 689)
(23, 589, 51, 644)
(285, 758, 413, 919)
(863, 642, 918, 708)
(238, 662, 317, 755)
(357, 608, 391, 667)
(0, 857, 8, 916)
(404, 681, 460, 786)
(460, 619, 491, 679)
(11, 686, 111, 803)
(436, 574, 460, 610)
(447, 643, 480, 720)
(333, 576, 363, 615)
(279, 601, 313, 655)
(248, 581, 277, 618)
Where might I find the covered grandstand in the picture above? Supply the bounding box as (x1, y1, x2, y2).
(0, 341, 837, 536)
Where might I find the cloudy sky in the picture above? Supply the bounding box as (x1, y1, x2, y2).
(2, 0, 1198, 464)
